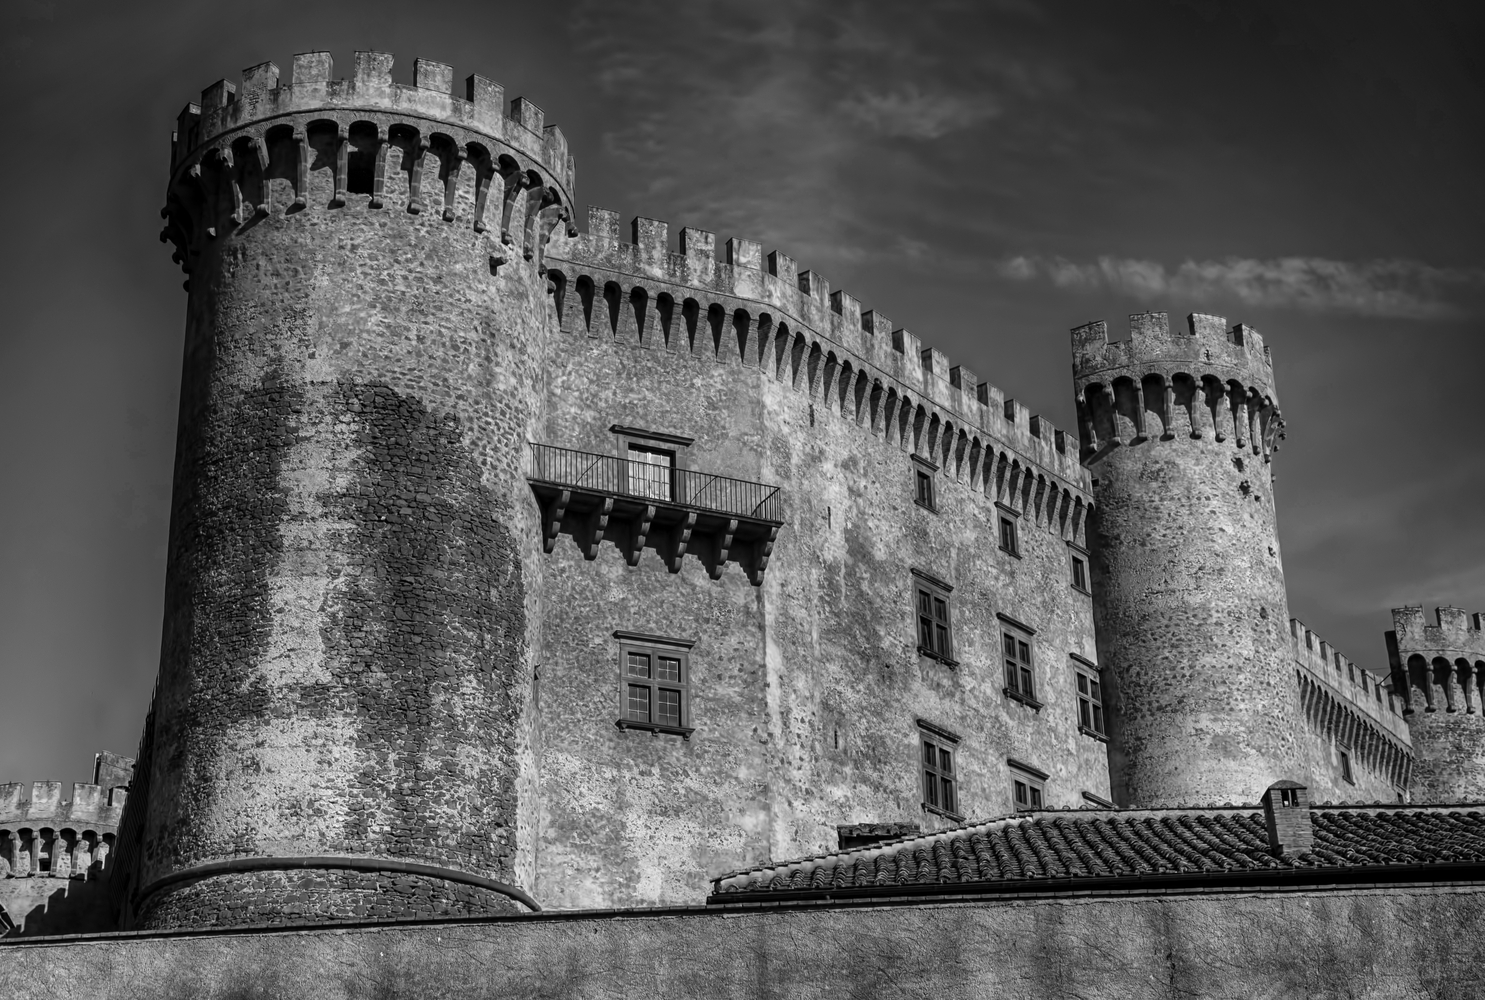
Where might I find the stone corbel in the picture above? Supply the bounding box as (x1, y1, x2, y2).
(585, 497, 614, 560)
(330, 127, 349, 208)
(543, 489, 571, 554)
(443, 147, 467, 222)
(668, 511, 697, 573)
(627, 505, 656, 567)
(407, 137, 431, 214)
(292, 130, 310, 210)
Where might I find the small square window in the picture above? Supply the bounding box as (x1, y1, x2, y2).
(1002, 629, 1037, 705)
(1010, 764, 1046, 812)
(914, 469, 936, 511)
(999, 516, 1019, 556)
(616, 638, 693, 738)
(1074, 662, 1106, 738)
(919, 727, 962, 819)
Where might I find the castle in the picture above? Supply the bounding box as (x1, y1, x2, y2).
(3, 50, 1484, 996)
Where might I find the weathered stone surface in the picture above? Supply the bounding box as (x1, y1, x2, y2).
(148, 50, 569, 927)
(1391, 606, 1485, 802)
(1075, 313, 1301, 807)
(3, 888, 1483, 999)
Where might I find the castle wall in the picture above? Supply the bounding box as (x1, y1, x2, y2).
(4, 887, 1483, 999)
(530, 235, 1105, 907)
(1389, 606, 1485, 802)
(142, 53, 569, 928)
(1289, 620, 1412, 803)
(1075, 313, 1302, 808)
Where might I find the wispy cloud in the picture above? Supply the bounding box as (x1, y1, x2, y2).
(838, 86, 998, 139)
(997, 254, 1485, 319)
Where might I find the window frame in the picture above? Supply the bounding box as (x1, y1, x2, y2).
(998, 613, 1039, 708)
(911, 455, 938, 512)
(918, 721, 964, 821)
(1009, 759, 1048, 813)
(912, 569, 957, 666)
(1072, 654, 1107, 741)
(1067, 542, 1090, 594)
(996, 502, 1021, 558)
(613, 630, 696, 740)
(611, 425, 692, 504)
(1339, 745, 1355, 785)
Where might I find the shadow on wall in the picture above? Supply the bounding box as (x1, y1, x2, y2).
(0, 875, 117, 937)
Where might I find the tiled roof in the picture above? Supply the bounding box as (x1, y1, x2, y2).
(711, 805, 1485, 898)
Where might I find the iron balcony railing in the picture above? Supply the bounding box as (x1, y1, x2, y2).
(527, 443, 783, 523)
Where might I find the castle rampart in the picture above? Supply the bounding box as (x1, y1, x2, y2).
(142, 51, 565, 929)
(1388, 605, 1485, 802)
(1074, 312, 1301, 808)
(1289, 618, 1411, 800)
(544, 208, 1089, 491)
(0, 756, 133, 935)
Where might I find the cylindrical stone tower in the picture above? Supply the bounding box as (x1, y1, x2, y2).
(141, 52, 572, 928)
(1388, 605, 1485, 802)
(1073, 312, 1300, 808)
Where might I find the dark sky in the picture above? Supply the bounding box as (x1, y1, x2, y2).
(1, 0, 1481, 784)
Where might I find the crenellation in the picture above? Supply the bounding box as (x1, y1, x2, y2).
(509, 96, 545, 134)
(414, 58, 454, 94)
(466, 73, 503, 110)
(726, 237, 762, 270)
(766, 250, 796, 286)
(798, 269, 828, 303)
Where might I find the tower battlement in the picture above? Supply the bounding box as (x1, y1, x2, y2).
(1073, 312, 1274, 397)
(173, 51, 573, 193)
(1070, 313, 1284, 462)
(0, 783, 128, 833)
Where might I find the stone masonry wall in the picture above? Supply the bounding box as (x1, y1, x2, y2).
(142, 53, 567, 927)
(1075, 313, 1302, 807)
(4, 887, 1483, 999)
(1392, 607, 1485, 802)
(531, 237, 1106, 907)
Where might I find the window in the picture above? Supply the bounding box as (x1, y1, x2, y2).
(918, 724, 961, 820)
(1010, 761, 1047, 812)
(1070, 552, 1088, 592)
(1002, 629, 1037, 705)
(914, 469, 936, 510)
(1376, 684, 1383, 706)
(912, 571, 954, 664)
(1339, 747, 1354, 784)
(1073, 659, 1106, 738)
(614, 632, 694, 738)
(626, 444, 674, 502)
(998, 516, 1019, 556)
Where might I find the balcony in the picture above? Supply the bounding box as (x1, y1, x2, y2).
(526, 443, 784, 584)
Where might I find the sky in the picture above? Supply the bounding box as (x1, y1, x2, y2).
(0, 0, 1480, 784)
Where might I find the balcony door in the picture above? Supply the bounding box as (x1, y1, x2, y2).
(627, 444, 674, 502)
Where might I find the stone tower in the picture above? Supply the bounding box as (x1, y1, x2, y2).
(143, 52, 572, 928)
(1388, 605, 1485, 802)
(1072, 312, 1299, 807)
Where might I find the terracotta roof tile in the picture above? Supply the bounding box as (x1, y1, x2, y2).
(711, 805, 1485, 898)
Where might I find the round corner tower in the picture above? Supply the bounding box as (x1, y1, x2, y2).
(142, 51, 573, 928)
(1072, 311, 1300, 808)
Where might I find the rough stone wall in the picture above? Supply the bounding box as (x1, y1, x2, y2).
(532, 230, 1104, 908)
(1391, 606, 1485, 802)
(1075, 313, 1301, 807)
(4, 887, 1483, 999)
(142, 53, 567, 927)
(1289, 620, 1412, 803)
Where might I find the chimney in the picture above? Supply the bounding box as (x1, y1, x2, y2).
(836, 822, 921, 851)
(1261, 779, 1313, 857)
